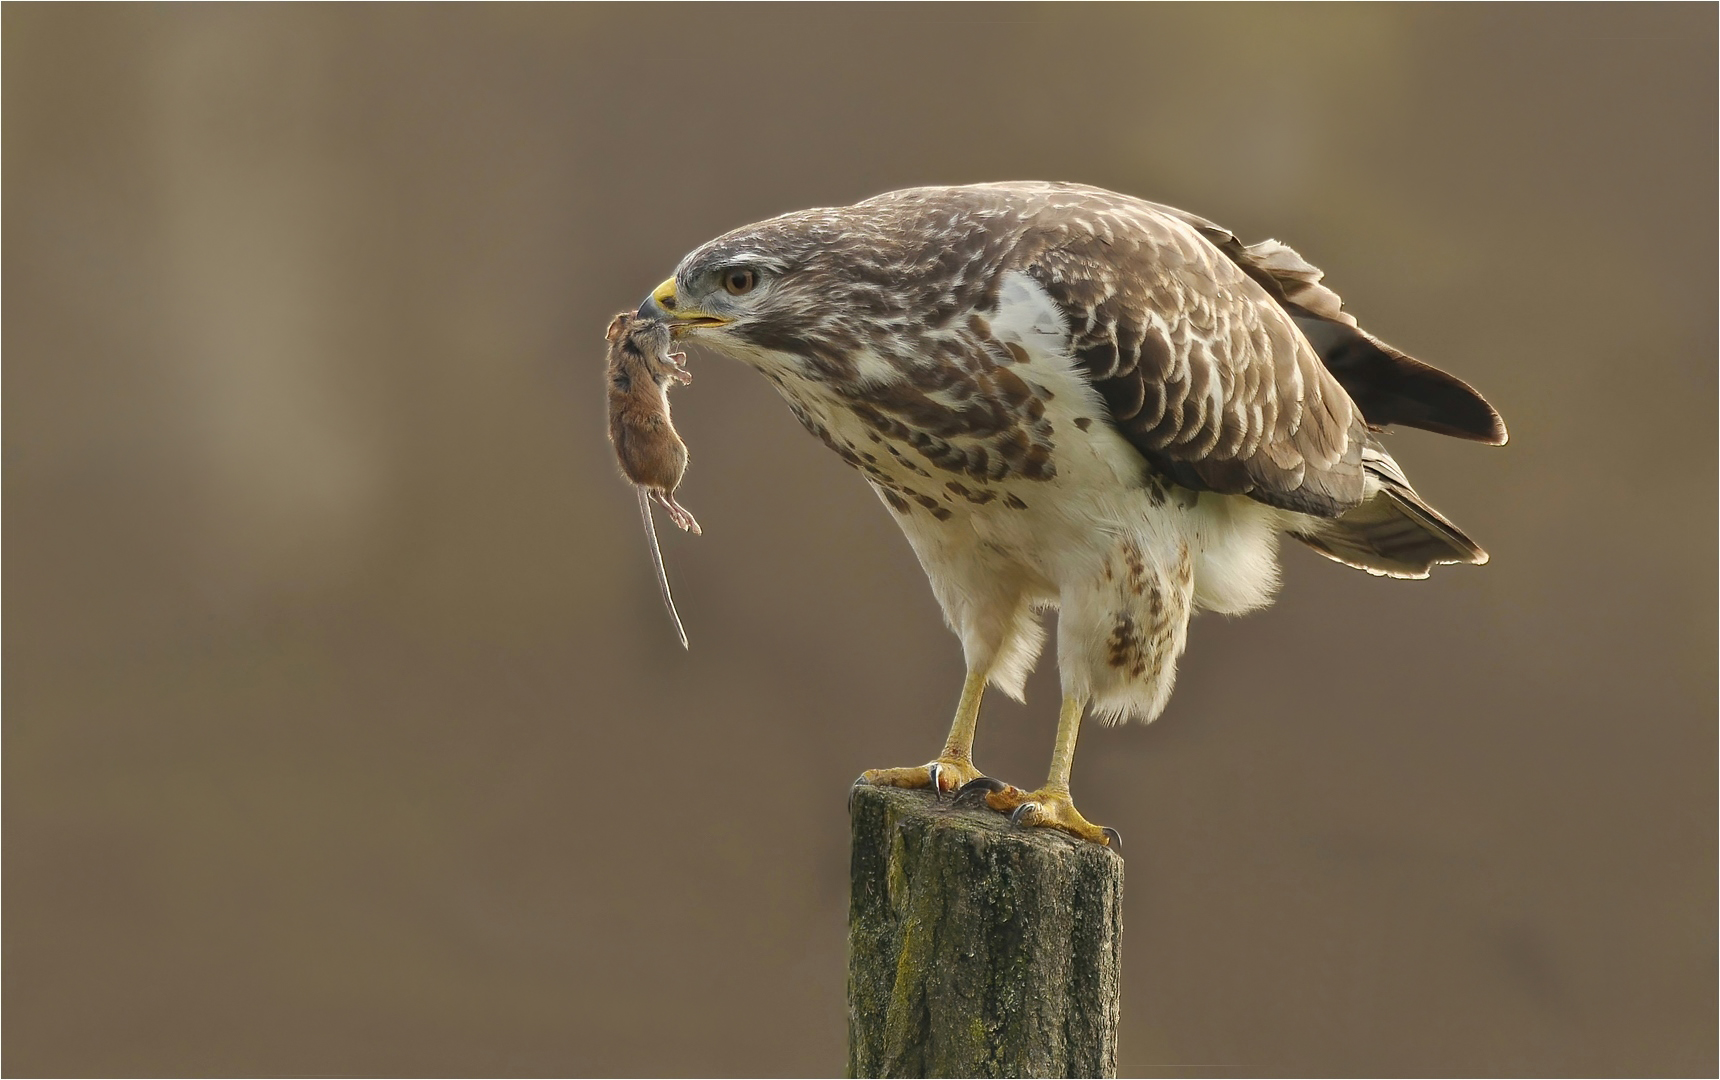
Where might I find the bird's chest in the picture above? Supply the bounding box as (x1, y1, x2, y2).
(774, 373, 1040, 519)
(775, 363, 1161, 556)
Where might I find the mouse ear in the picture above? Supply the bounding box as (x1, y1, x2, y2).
(605, 312, 630, 343)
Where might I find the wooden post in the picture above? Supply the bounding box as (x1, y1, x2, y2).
(847, 783, 1124, 1078)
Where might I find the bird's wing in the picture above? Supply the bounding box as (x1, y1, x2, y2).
(1143, 201, 1508, 445)
(1013, 198, 1368, 518)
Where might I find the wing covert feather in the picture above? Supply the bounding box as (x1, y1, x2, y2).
(1146, 200, 1508, 445)
(1010, 197, 1367, 518)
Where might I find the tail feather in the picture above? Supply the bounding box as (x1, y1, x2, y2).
(1293, 442, 1488, 579)
(1147, 207, 1504, 575)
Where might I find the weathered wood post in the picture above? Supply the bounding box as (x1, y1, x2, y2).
(847, 784, 1124, 1078)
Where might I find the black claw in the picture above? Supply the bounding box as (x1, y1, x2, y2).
(926, 762, 944, 801)
(848, 774, 869, 813)
(955, 776, 1008, 798)
(1009, 802, 1041, 827)
(1101, 826, 1123, 850)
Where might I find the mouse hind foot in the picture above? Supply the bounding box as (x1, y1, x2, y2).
(651, 491, 701, 535)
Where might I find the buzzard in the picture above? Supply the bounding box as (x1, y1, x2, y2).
(637, 182, 1505, 847)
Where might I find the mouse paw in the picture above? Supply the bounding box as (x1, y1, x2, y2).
(656, 494, 700, 535)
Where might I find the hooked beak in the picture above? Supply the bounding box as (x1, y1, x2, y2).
(637, 277, 732, 334)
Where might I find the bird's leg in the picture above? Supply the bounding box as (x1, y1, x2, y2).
(856, 668, 992, 796)
(982, 694, 1119, 847)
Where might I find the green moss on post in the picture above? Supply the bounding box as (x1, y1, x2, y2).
(847, 784, 1124, 1078)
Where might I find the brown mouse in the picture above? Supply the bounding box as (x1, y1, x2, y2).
(605, 311, 699, 648)
(605, 311, 700, 534)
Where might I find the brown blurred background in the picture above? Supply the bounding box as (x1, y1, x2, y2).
(5, 4, 1714, 1075)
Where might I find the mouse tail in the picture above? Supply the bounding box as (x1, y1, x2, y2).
(639, 488, 689, 649)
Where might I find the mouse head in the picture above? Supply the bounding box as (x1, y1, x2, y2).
(614, 315, 675, 364)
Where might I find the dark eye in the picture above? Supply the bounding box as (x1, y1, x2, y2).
(722, 267, 758, 296)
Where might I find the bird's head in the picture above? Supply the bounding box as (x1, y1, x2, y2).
(636, 218, 818, 345)
(635, 209, 898, 366)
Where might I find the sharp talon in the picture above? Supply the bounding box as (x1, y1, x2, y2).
(926, 762, 944, 800)
(1101, 826, 1122, 850)
(1009, 802, 1040, 827)
(956, 776, 1007, 797)
(848, 774, 869, 813)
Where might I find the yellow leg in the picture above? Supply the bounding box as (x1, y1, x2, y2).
(1045, 691, 1082, 793)
(860, 668, 991, 794)
(940, 667, 987, 764)
(983, 694, 1118, 847)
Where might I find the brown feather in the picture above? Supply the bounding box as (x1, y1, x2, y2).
(1148, 203, 1507, 445)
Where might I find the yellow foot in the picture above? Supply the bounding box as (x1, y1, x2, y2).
(982, 785, 1120, 848)
(857, 757, 987, 797)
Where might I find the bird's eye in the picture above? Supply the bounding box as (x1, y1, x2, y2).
(722, 267, 758, 296)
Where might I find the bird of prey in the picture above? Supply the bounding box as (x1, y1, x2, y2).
(636, 182, 1505, 847)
